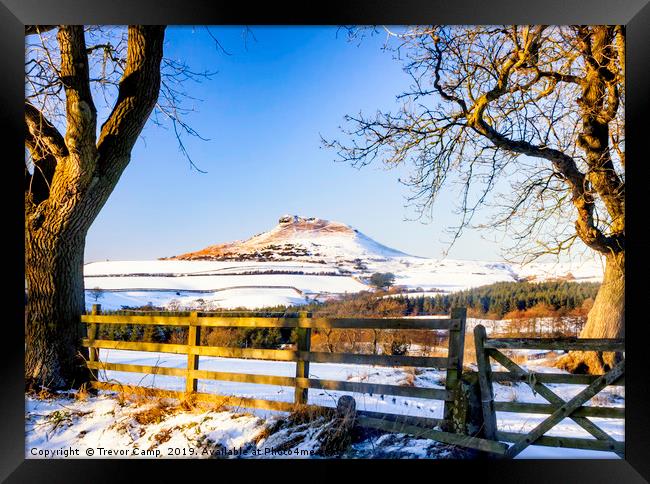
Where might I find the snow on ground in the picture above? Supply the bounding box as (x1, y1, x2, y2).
(384, 258, 520, 292)
(500, 354, 622, 459)
(92, 288, 309, 312)
(512, 259, 606, 284)
(84, 260, 348, 277)
(84, 260, 370, 310)
(67, 217, 613, 457)
(25, 348, 620, 459)
(384, 291, 446, 299)
(464, 317, 585, 336)
(84, 256, 604, 311)
(85, 274, 367, 293)
(92, 349, 447, 419)
(25, 393, 272, 459)
(25, 355, 623, 459)
(26, 391, 453, 459)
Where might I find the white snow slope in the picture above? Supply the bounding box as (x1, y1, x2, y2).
(84, 215, 604, 310)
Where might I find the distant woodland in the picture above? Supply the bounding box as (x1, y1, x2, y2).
(97, 281, 599, 350)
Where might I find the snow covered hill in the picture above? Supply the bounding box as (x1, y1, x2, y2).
(84, 215, 604, 310)
(166, 214, 409, 262)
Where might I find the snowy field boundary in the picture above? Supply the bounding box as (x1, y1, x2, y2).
(43, 310, 625, 459)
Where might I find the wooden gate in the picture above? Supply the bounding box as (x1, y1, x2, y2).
(474, 324, 625, 458)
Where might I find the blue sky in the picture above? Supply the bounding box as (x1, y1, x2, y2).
(85, 26, 517, 263)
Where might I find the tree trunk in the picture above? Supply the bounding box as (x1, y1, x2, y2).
(24, 26, 165, 391)
(557, 251, 624, 374)
(25, 228, 89, 391)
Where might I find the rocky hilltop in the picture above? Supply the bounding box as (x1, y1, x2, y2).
(164, 215, 408, 263)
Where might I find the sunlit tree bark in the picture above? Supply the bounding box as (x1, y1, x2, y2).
(25, 25, 166, 390)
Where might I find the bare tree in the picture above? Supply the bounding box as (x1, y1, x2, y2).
(326, 26, 624, 374)
(89, 286, 105, 303)
(24, 25, 218, 390)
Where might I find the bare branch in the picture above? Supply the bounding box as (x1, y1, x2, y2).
(325, 25, 625, 261)
(96, 25, 166, 178)
(25, 102, 67, 160)
(25, 25, 57, 36)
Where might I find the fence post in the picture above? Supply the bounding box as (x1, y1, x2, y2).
(443, 307, 467, 432)
(87, 304, 101, 377)
(185, 311, 201, 395)
(294, 311, 312, 405)
(474, 324, 498, 441)
(455, 371, 489, 435)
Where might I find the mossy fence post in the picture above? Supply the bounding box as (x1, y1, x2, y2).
(443, 310, 491, 455)
(185, 311, 200, 395)
(294, 311, 312, 405)
(442, 307, 467, 432)
(87, 304, 101, 385)
(474, 324, 498, 441)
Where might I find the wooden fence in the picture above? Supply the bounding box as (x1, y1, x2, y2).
(473, 324, 625, 458)
(81, 305, 510, 453)
(81, 307, 624, 457)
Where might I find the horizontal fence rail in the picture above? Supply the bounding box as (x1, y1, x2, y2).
(81, 338, 456, 368)
(82, 314, 461, 330)
(483, 337, 625, 352)
(85, 361, 452, 401)
(493, 401, 624, 419)
(81, 305, 467, 442)
(357, 416, 509, 455)
(490, 371, 625, 386)
(495, 430, 624, 454)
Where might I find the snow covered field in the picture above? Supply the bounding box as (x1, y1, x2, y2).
(26, 346, 623, 459)
(84, 257, 604, 311)
(94, 288, 309, 311)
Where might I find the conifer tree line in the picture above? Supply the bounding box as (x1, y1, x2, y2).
(295, 280, 599, 319)
(97, 280, 598, 347)
(399, 280, 600, 318)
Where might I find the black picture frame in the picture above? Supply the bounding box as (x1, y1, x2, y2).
(3, 1, 648, 482)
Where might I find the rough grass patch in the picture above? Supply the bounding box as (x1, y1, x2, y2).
(74, 383, 91, 402)
(400, 373, 416, 387)
(288, 404, 336, 426)
(152, 427, 174, 445)
(132, 402, 175, 425)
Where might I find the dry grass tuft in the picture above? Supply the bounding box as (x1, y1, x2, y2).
(253, 424, 274, 444)
(290, 403, 356, 456)
(33, 387, 57, 400)
(132, 405, 173, 426)
(153, 427, 174, 445)
(74, 383, 91, 402)
(112, 384, 165, 406)
(288, 404, 335, 426)
(179, 393, 199, 412)
(256, 404, 356, 457)
(399, 367, 417, 387)
(316, 415, 356, 456)
(130, 398, 185, 425)
(462, 333, 477, 365)
(507, 352, 529, 365)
